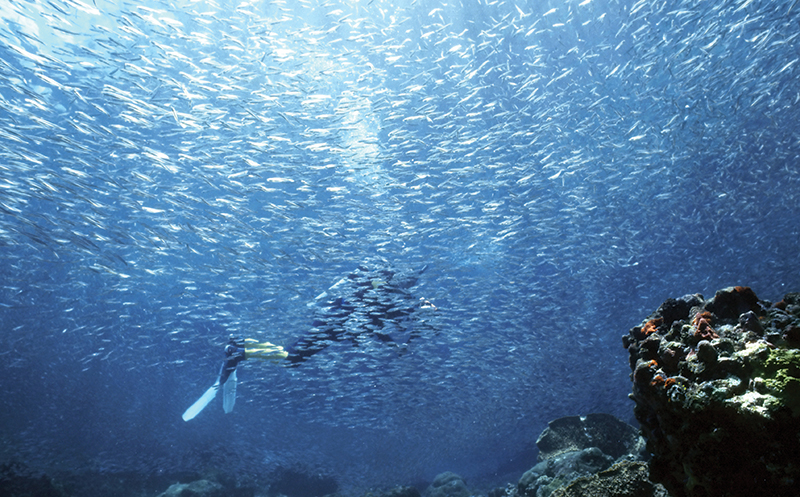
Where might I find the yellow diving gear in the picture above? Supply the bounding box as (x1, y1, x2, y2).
(243, 338, 288, 363)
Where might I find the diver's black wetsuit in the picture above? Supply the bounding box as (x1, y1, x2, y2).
(284, 263, 434, 366)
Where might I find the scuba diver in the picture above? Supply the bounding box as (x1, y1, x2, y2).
(182, 262, 436, 421)
(181, 337, 288, 421)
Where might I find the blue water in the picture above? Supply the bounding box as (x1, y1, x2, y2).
(1, 0, 799, 493)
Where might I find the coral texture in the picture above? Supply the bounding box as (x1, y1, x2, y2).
(623, 287, 800, 497)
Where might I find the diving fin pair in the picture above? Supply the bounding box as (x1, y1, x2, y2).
(181, 369, 237, 421)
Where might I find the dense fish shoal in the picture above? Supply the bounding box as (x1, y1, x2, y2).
(0, 0, 799, 491)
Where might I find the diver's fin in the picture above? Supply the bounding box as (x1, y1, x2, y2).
(222, 369, 237, 414)
(182, 381, 220, 421)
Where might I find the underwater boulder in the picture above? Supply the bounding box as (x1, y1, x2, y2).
(425, 472, 470, 497)
(518, 414, 648, 497)
(157, 479, 225, 497)
(623, 286, 800, 497)
(535, 413, 644, 462)
(548, 461, 668, 497)
(518, 448, 614, 497)
(487, 484, 514, 497)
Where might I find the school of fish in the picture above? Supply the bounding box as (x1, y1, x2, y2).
(1, 0, 799, 491)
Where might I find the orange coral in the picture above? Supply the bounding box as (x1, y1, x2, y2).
(650, 374, 678, 389)
(642, 318, 663, 337)
(692, 311, 718, 339)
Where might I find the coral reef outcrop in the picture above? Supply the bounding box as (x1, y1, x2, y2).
(623, 286, 800, 497)
(425, 472, 470, 497)
(511, 413, 663, 497)
(549, 461, 668, 497)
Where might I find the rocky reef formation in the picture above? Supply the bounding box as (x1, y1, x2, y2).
(157, 479, 225, 497)
(623, 286, 800, 497)
(0, 413, 658, 497)
(549, 461, 667, 497)
(534, 413, 644, 462)
(517, 414, 644, 497)
(494, 413, 665, 497)
(425, 472, 470, 497)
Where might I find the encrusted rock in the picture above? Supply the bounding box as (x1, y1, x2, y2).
(425, 472, 469, 497)
(703, 286, 761, 320)
(518, 414, 650, 497)
(623, 286, 800, 497)
(695, 340, 718, 365)
(535, 413, 643, 461)
(157, 479, 224, 497)
(548, 461, 668, 497)
(487, 484, 514, 497)
(519, 447, 614, 497)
